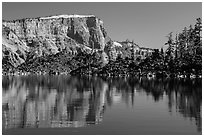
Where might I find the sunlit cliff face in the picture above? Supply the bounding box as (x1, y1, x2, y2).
(2, 15, 109, 68)
(3, 15, 106, 50)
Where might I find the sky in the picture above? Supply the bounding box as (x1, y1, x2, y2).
(2, 2, 202, 49)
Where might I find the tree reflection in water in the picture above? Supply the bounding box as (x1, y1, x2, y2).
(2, 75, 202, 132)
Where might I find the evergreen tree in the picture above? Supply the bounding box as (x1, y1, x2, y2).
(131, 40, 135, 62)
(165, 32, 175, 73)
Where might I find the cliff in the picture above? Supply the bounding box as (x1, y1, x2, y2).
(2, 14, 110, 73)
(2, 14, 156, 75)
(105, 40, 154, 61)
(2, 25, 29, 68)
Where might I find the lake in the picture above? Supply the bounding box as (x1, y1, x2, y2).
(2, 75, 202, 135)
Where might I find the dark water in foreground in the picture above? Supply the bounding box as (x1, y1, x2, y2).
(2, 75, 202, 135)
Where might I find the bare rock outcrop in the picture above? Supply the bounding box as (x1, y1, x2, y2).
(2, 14, 109, 71)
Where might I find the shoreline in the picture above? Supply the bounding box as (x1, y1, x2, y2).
(2, 71, 202, 79)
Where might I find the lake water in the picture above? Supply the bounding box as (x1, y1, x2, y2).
(2, 75, 202, 135)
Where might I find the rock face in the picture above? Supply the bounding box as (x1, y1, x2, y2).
(2, 25, 29, 68)
(2, 14, 109, 71)
(105, 40, 154, 61)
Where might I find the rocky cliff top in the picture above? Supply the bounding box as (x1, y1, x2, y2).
(40, 14, 96, 19)
(3, 14, 98, 22)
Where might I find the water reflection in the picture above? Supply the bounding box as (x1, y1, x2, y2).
(139, 78, 202, 132)
(2, 75, 202, 133)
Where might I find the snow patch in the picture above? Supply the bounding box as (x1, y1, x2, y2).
(113, 41, 122, 47)
(99, 19, 103, 24)
(40, 14, 95, 20)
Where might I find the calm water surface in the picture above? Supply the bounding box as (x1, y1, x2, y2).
(2, 75, 202, 135)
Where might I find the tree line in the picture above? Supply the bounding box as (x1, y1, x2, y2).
(97, 18, 202, 78)
(144, 18, 202, 77)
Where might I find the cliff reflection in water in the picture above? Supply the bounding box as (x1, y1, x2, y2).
(2, 75, 202, 132)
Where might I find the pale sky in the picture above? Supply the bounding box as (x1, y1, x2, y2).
(2, 2, 202, 49)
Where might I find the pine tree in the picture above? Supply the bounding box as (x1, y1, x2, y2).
(165, 32, 175, 58)
(164, 32, 176, 73)
(131, 40, 135, 62)
(193, 18, 202, 75)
